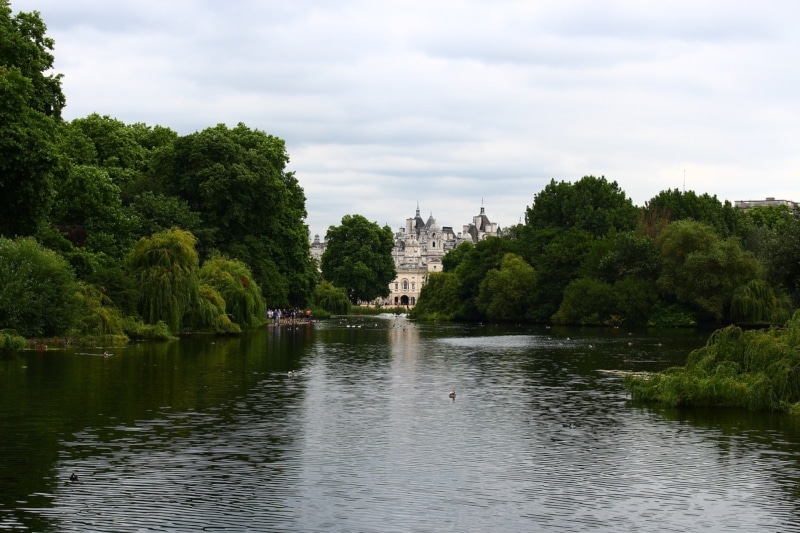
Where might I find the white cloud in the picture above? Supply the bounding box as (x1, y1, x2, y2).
(11, 0, 800, 238)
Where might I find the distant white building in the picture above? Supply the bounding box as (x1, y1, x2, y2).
(309, 204, 501, 308)
(735, 197, 799, 211)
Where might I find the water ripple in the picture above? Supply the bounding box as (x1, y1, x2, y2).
(6, 324, 800, 531)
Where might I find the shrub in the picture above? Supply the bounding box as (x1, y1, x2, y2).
(0, 237, 81, 337)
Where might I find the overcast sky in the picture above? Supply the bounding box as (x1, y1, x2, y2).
(12, 0, 800, 239)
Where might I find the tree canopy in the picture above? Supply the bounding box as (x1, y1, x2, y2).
(159, 123, 316, 307)
(525, 176, 639, 236)
(321, 214, 396, 304)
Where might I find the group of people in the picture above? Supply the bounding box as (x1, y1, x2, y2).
(266, 308, 313, 326)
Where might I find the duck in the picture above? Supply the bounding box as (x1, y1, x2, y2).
(287, 370, 296, 378)
(449, 391, 456, 400)
(69, 473, 78, 482)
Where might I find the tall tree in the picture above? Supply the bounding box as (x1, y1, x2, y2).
(1, 3, 67, 237)
(453, 236, 517, 320)
(476, 253, 536, 321)
(764, 214, 800, 307)
(656, 220, 760, 322)
(321, 214, 396, 304)
(0, 65, 62, 237)
(159, 123, 316, 307)
(525, 176, 639, 236)
(644, 189, 747, 239)
(0, 2, 65, 118)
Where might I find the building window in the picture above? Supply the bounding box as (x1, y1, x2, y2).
(395, 283, 398, 290)
(432, 241, 436, 248)
(411, 297, 416, 305)
(402, 280, 408, 290)
(411, 282, 415, 290)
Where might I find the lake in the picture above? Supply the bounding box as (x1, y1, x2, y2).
(2, 316, 800, 532)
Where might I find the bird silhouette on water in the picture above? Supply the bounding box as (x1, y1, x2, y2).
(449, 391, 456, 401)
(69, 473, 78, 482)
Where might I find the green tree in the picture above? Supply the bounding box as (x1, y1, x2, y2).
(527, 228, 594, 322)
(656, 220, 760, 322)
(313, 280, 351, 315)
(442, 241, 473, 272)
(127, 228, 200, 332)
(0, 3, 66, 237)
(730, 279, 792, 325)
(321, 214, 396, 304)
(0, 237, 80, 337)
(409, 272, 464, 321)
(0, 2, 65, 118)
(61, 114, 148, 200)
(552, 277, 616, 326)
(453, 236, 517, 320)
(525, 176, 639, 236)
(128, 191, 205, 241)
(644, 189, 747, 239)
(50, 164, 138, 258)
(199, 255, 265, 329)
(476, 253, 536, 321)
(589, 231, 660, 283)
(763, 214, 800, 307)
(184, 282, 240, 335)
(160, 123, 316, 306)
(0, 65, 62, 237)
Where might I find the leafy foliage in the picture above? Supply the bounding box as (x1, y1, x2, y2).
(525, 176, 638, 236)
(0, 2, 65, 118)
(72, 282, 126, 338)
(730, 279, 792, 325)
(199, 255, 265, 329)
(452, 237, 517, 320)
(626, 312, 800, 412)
(0, 329, 26, 352)
(476, 253, 536, 321)
(763, 214, 800, 307)
(656, 220, 759, 322)
(313, 280, 351, 315)
(185, 283, 241, 334)
(644, 189, 747, 239)
(409, 272, 464, 321)
(321, 214, 396, 304)
(160, 123, 317, 307)
(0, 237, 80, 337)
(127, 229, 199, 333)
(0, 65, 63, 237)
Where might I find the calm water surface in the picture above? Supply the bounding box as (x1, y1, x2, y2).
(2, 317, 800, 532)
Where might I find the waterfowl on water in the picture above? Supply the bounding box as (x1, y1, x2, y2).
(69, 473, 78, 482)
(288, 370, 296, 378)
(449, 391, 456, 400)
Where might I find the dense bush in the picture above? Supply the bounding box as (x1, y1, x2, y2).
(0, 237, 81, 337)
(626, 311, 800, 412)
(0, 329, 27, 352)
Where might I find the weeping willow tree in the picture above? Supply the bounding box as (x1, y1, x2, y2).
(313, 280, 351, 315)
(185, 283, 241, 334)
(626, 310, 800, 412)
(199, 255, 265, 329)
(730, 279, 792, 325)
(127, 228, 199, 333)
(73, 282, 127, 341)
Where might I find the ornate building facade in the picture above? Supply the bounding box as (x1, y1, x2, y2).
(310, 205, 501, 308)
